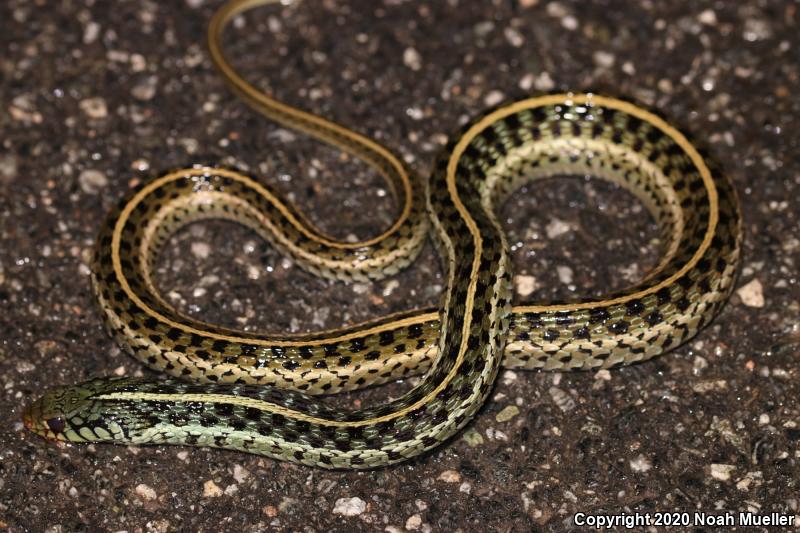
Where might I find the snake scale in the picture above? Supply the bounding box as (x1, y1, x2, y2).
(24, 0, 742, 469)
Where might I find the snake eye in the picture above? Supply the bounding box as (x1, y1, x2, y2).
(46, 417, 66, 435)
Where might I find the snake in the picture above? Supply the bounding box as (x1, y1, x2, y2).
(23, 0, 742, 469)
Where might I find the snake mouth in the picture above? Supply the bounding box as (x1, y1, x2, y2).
(22, 406, 35, 431)
(22, 401, 46, 438)
(22, 398, 46, 436)
(22, 396, 67, 441)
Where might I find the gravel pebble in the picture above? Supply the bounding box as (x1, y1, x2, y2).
(697, 9, 717, 26)
(546, 2, 569, 18)
(736, 279, 764, 307)
(593, 51, 615, 68)
(263, 505, 278, 517)
(503, 27, 524, 47)
(533, 71, 555, 91)
(332, 497, 366, 516)
(692, 379, 728, 393)
(0, 155, 18, 184)
(438, 470, 461, 483)
(191, 242, 211, 259)
(474, 21, 494, 38)
(202, 480, 223, 498)
(495, 405, 520, 422)
(743, 18, 772, 41)
(549, 386, 576, 412)
(233, 464, 250, 483)
(403, 47, 422, 71)
(9, 94, 42, 123)
(561, 15, 578, 30)
(405, 514, 422, 530)
(710, 464, 736, 481)
(484, 90, 505, 107)
(629, 455, 652, 473)
(83, 21, 100, 44)
(79, 97, 108, 119)
(461, 428, 484, 447)
(135, 483, 158, 501)
(556, 265, 573, 285)
(132, 75, 158, 101)
(79, 169, 108, 194)
(545, 218, 571, 238)
(594, 369, 611, 381)
(518, 73, 535, 91)
(514, 275, 538, 297)
(622, 61, 636, 75)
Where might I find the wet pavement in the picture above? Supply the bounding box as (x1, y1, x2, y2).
(1, 0, 798, 531)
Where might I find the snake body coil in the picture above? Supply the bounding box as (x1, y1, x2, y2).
(24, 0, 742, 469)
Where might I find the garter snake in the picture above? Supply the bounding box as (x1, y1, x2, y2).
(23, 0, 742, 469)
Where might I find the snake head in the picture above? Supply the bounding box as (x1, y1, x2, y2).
(23, 377, 143, 443)
(23, 382, 97, 442)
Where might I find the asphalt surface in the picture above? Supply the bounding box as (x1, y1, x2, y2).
(1, 0, 798, 531)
